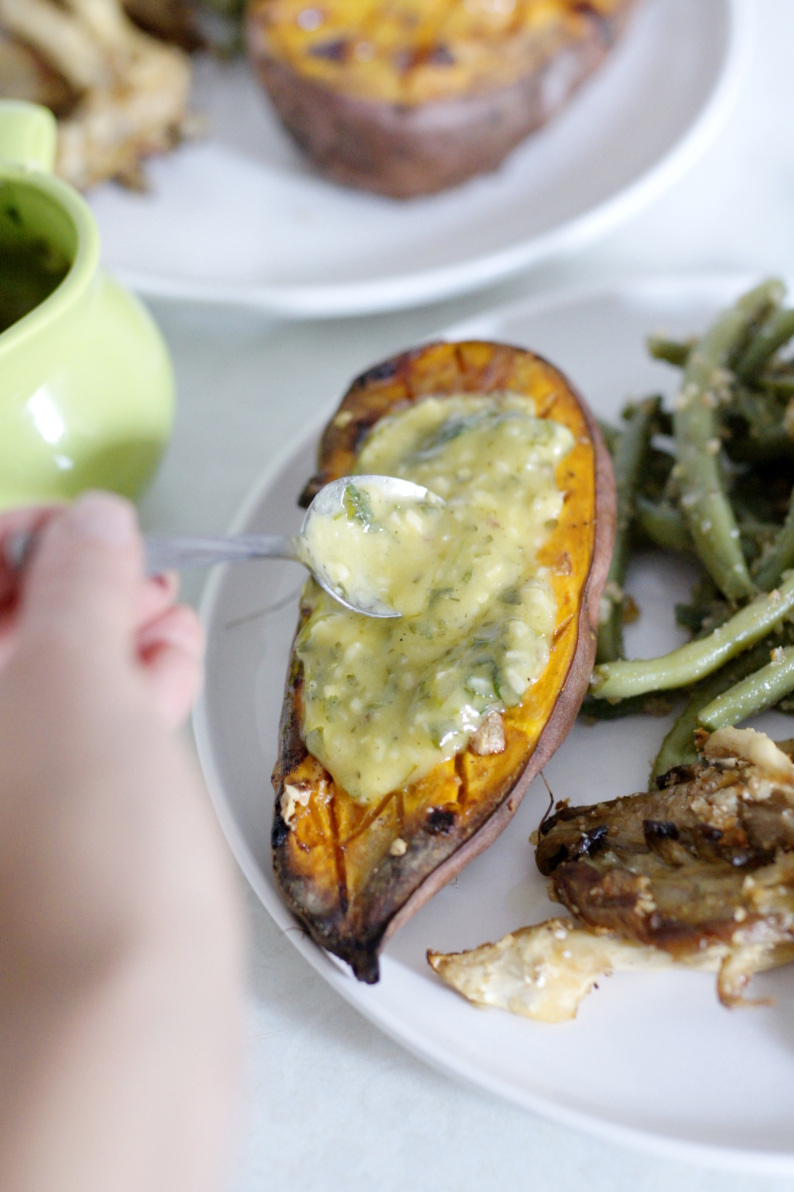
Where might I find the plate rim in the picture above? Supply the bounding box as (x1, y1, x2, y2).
(119, 0, 751, 319)
(193, 269, 794, 1174)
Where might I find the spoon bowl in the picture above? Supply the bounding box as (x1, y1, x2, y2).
(298, 474, 445, 617)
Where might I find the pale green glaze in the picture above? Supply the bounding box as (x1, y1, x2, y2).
(0, 102, 174, 508)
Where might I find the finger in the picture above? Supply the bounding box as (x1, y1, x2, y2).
(137, 572, 179, 630)
(0, 506, 55, 608)
(19, 493, 143, 664)
(137, 605, 205, 727)
(0, 624, 18, 671)
(0, 506, 161, 677)
(0, 508, 61, 672)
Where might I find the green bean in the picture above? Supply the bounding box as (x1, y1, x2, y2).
(646, 336, 693, 367)
(722, 386, 793, 461)
(728, 283, 785, 367)
(699, 645, 794, 729)
(597, 397, 659, 663)
(731, 384, 785, 429)
(650, 636, 787, 778)
(637, 448, 677, 504)
(580, 692, 676, 721)
(735, 307, 794, 382)
(674, 597, 731, 638)
(753, 486, 794, 591)
(731, 481, 788, 537)
(673, 281, 784, 600)
(651, 697, 704, 777)
(635, 496, 692, 553)
(590, 571, 794, 700)
(674, 575, 725, 637)
(759, 374, 794, 400)
(738, 515, 779, 566)
(620, 394, 668, 430)
(652, 407, 675, 437)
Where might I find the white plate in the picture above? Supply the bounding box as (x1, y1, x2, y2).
(194, 273, 794, 1173)
(91, 0, 747, 318)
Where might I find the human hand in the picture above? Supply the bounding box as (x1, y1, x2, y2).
(0, 494, 243, 1192)
(0, 499, 204, 726)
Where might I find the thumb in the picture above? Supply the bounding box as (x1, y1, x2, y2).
(20, 493, 143, 661)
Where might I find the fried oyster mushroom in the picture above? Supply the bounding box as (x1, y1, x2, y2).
(429, 727, 794, 1020)
(0, 0, 194, 189)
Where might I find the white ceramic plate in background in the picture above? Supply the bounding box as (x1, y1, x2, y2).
(194, 274, 794, 1173)
(91, 0, 748, 317)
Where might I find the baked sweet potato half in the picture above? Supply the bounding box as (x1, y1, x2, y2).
(246, 0, 639, 198)
(271, 341, 615, 982)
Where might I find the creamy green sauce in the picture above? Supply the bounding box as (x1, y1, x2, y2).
(296, 394, 574, 804)
(0, 240, 69, 334)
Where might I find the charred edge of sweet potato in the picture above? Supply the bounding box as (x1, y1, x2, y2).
(272, 341, 615, 982)
(301, 339, 588, 504)
(246, 0, 639, 199)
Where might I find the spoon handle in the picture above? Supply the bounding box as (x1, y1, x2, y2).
(4, 529, 300, 576)
(143, 534, 299, 574)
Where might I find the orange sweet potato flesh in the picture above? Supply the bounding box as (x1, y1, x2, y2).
(272, 341, 615, 981)
(246, 0, 639, 198)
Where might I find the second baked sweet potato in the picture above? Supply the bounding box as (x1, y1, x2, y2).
(246, 0, 639, 198)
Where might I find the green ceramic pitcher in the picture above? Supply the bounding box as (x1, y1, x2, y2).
(0, 101, 174, 509)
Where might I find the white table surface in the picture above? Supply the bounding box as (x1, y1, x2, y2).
(133, 2, 794, 1187)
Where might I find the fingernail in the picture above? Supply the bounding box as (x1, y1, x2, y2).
(69, 492, 137, 548)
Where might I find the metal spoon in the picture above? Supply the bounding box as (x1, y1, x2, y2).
(4, 475, 442, 620)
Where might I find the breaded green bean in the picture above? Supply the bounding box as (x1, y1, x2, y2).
(674, 596, 731, 639)
(699, 645, 794, 730)
(735, 307, 794, 382)
(650, 636, 787, 778)
(636, 447, 676, 504)
(646, 336, 692, 367)
(635, 496, 692, 553)
(753, 490, 794, 591)
(759, 373, 794, 399)
(738, 516, 779, 567)
(590, 571, 794, 700)
(580, 691, 675, 721)
(651, 696, 704, 777)
(596, 397, 659, 663)
(673, 281, 784, 600)
(725, 386, 793, 461)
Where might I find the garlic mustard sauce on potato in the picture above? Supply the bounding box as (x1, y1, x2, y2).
(296, 394, 574, 803)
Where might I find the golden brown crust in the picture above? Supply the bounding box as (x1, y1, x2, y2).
(272, 340, 616, 982)
(246, 0, 639, 197)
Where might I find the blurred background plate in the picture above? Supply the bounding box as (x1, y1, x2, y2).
(91, 0, 748, 318)
(194, 273, 794, 1174)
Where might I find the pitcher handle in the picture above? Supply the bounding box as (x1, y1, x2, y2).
(0, 101, 57, 172)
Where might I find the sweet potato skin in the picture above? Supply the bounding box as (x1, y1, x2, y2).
(272, 341, 616, 982)
(246, 0, 639, 198)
